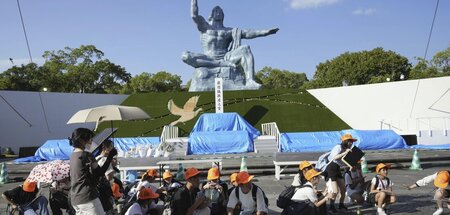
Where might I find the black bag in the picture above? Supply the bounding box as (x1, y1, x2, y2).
(206, 181, 228, 215)
(97, 177, 114, 212)
(277, 184, 313, 209)
(281, 199, 318, 215)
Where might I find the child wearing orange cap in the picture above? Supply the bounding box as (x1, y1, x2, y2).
(2, 179, 50, 215)
(124, 188, 160, 215)
(159, 170, 183, 213)
(202, 167, 228, 214)
(292, 160, 313, 187)
(227, 172, 241, 215)
(406, 170, 450, 215)
(227, 171, 268, 215)
(171, 167, 210, 215)
(369, 163, 396, 215)
(325, 133, 357, 212)
(129, 169, 161, 199)
(228, 172, 239, 195)
(286, 169, 333, 214)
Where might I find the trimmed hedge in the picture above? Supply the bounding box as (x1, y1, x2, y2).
(97, 89, 350, 137)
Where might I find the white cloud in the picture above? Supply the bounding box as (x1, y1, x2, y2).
(0, 58, 44, 72)
(290, 0, 340, 9)
(352, 8, 376, 16)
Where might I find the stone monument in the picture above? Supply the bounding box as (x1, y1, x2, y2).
(182, 0, 279, 92)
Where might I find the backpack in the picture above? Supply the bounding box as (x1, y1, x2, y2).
(276, 184, 312, 209)
(364, 176, 390, 203)
(235, 183, 269, 209)
(281, 199, 319, 215)
(315, 152, 331, 172)
(97, 177, 114, 212)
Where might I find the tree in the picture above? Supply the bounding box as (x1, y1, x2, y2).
(126, 71, 182, 93)
(410, 46, 450, 80)
(431, 46, 450, 73)
(1, 63, 43, 91)
(410, 46, 450, 79)
(255, 66, 308, 89)
(42, 45, 131, 93)
(305, 47, 411, 89)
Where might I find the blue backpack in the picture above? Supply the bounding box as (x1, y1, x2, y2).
(315, 152, 331, 172)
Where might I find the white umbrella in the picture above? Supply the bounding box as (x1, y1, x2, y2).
(67, 105, 150, 124)
(67, 105, 150, 153)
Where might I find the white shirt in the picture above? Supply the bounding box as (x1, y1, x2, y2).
(125, 203, 143, 215)
(227, 184, 268, 213)
(371, 176, 393, 190)
(291, 182, 317, 202)
(291, 173, 303, 186)
(129, 181, 158, 209)
(96, 155, 113, 176)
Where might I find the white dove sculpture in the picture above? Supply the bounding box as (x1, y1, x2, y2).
(168, 96, 203, 126)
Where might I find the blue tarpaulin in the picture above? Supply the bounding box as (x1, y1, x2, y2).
(410, 144, 450, 150)
(188, 131, 254, 155)
(15, 137, 160, 163)
(188, 113, 260, 155)
(280, 129, 407, 152)
(190, 113, 260, 139)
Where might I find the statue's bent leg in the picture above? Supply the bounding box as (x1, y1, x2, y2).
(226, 45, 260, 88)
(182, 51, 235, 68)
(226, 45, 255, 80)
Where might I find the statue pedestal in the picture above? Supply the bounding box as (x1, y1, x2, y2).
(189, 67, 260, 92)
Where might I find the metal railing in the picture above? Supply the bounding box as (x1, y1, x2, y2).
(380, 117, 449, 137)
(261, 122, 281, 151)
(160, 125, 179, 143)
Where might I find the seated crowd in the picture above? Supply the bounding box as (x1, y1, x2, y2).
(2, 130, 449, 215)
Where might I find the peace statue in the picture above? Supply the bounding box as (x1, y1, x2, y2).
(182, 0, 279, 91)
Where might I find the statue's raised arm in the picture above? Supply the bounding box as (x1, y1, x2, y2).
(241, 28, 279, 39)
(191, 0, 208, 32)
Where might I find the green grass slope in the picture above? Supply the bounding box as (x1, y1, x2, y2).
(97, 89, 350, 137)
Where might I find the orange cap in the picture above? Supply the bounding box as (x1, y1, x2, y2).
(305, 169, 322, 181)
(23, 179, 37, 193)
(341, 134, 357, 142)
(236, 171, 254, 185)
(376, 163, 391, 173)
(142, 169, 158, 179)
(230, 173, 238, 183)
(434, 171, 450, 189)
(299, 160, 312, 170)
(207, 167, 220, 181)
(138, 188, 159, 200)
(185, 167, 201, 180)
(163, 171, 173, 180)
(112, 183, 122, 199)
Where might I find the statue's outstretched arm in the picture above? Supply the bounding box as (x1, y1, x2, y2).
(241, 28, 279, 39)
(191, 0, 208, 32)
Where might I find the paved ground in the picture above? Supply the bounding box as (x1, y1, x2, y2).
(1, 150, 450, 214)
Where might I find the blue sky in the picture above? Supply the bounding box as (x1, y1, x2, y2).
(1, 0, 449, 83)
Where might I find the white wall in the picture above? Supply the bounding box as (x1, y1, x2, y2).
(308, 77, 450, 145)
(0, 91, 128, 152)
